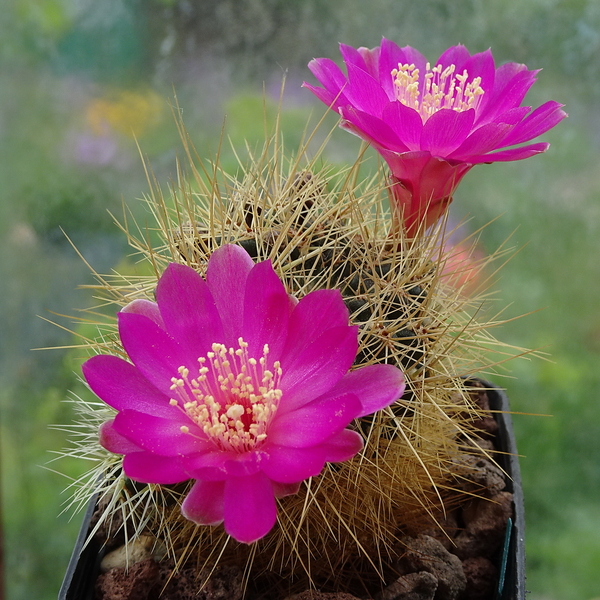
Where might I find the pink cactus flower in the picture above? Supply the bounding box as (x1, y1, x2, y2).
(304, 39, 566, 236)
(83, 245, 405, 544)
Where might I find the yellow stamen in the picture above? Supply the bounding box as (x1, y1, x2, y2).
(169, 338, 283, 452)
(391, 62, 484, 122)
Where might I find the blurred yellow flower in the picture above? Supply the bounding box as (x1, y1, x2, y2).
(86, 90, 163, 138)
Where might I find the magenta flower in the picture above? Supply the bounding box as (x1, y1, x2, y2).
(303, 39, 566, 235)
(83, 245, 405, 544)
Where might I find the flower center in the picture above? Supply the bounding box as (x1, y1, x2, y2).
(391, 62, 484, 122)
(169, 338, 282, 452)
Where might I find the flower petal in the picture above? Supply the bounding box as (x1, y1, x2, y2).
(381, 101, 423, 150)
(123, 452, 191, 484)
(206, 244, 255, 347)
(156, 263, 224, 360)
(378, 38, 427, 99)
(345, 62, 390, 117)
(272, 481, 301, 498)
(223, 473, 277, 543)
(436, 44, 471, 73)
(279, 325, 359, 414)
(284, 289, 350, 363)
(268, 392, 362, 448)
(469, 142, 550, 163)
(262, 444, 328, 483)
(112, 410, 208, 457)
(356, 45, 381, 80)
(243, 259, 291, 360)
(328, 363, 405, 417)
(421, 108, 475, 156)
(99, 420, 142, 454)
(307, 57, 348, 96)
(340, 106, 410, 152)
(181, 480, 225, 526)
(320, 429, 364, 463)
(83, 355, 177, 417)
(449, 122, 513, 160)
(121, 299, 164, 328)
(477, 64, 537, 124)
(117, 311, 190, 396)
(499, 101, 566, 147)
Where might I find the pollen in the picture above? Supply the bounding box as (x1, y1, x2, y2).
(169, 337, 283, 452)
(391, 62, 484, 122)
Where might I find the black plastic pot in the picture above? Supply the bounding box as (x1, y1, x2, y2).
(58, 381, 525, 600)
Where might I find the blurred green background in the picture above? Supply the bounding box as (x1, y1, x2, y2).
(1, 0, 599, 598)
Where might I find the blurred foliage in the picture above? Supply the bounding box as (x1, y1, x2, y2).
(1, 1, 600, 599)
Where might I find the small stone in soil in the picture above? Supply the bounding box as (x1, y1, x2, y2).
(451, 455, 506, 497)
(461, 557, 498, 600)
(96, 558, 159, 600)
(454, 491, 514, 560)
(375, 571, 438, 600)
(397, 535, 466, 600)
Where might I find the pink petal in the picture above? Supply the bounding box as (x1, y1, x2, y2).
(206, 244, 255, 347)
(112, 410, 209, 457)
(121, 299, 164, 328)
(261, 444, 329, 483)
(421, 108, 475, 156)
(381, 102, 423, 150)
(268, 393, 362, 448)
(477, 65, 537, 124)
(99, 420, 142, 454)
(83, 355, 177, 417)
(181, 480, 225, 526)
(243, 259, 291, 360)
(340, 106, 410, 152)
(449, 122, 513, 160)
(460, 50, 496, 120)
(272, 481, 301, 497)
(320, 429, 364, 463)
(327, 363, 405, 417)
(279, 325, 359, 414)
(357, 45, 381, 80)
(378, 38, 424, 99)
(340, 43, 369, 73)
(122, 452, 191, 484)
(493, 105, 532, 126)
(156, 263, 224, 360)
(345, 63, 390, 117)
(436, 45, 471, 73)
(499, 101, 566, 147)
(223, 473, 277, 543)
(307, 57, 348, 95)
(302, 82, 342, 110)
(284, 289, 349, 364)
(222, 452, 263, 478)
(468, 142, 550, 163)
(184, 450, 231, 481)
(117, 311, 190, 396)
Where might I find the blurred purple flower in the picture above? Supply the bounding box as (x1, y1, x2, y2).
(83, 245, 405, 544)
(72, 133, 119, 166)
(304, 39, 566, 235)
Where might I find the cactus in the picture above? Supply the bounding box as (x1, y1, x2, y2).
(60, 107, 525, 595)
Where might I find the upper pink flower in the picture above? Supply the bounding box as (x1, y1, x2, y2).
(83, 245, 405, 544)
(303, 39, 566, 235)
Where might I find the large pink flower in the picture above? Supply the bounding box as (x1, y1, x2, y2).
(304, 39, 566, 235)
(83, 245, 405, 544)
